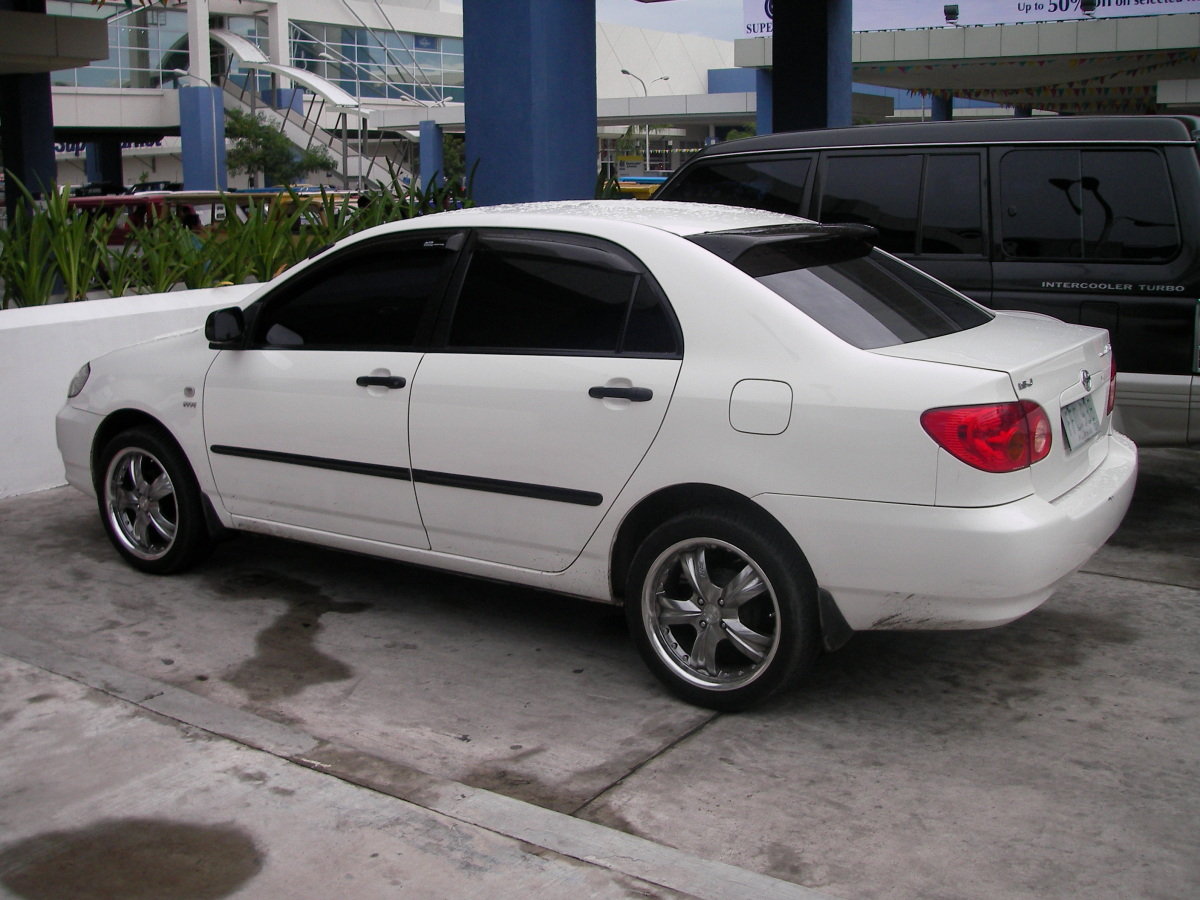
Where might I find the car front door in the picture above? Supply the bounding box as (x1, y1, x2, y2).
(408, 230, 683, 571)
(203, 232, 462, 547)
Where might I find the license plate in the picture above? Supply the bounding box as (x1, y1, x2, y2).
(1061, 395, 1101, 451)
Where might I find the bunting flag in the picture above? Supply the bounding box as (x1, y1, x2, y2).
(892, 48, 1197, 112)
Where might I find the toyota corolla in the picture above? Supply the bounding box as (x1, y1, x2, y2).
(56, 201, 1137, 709)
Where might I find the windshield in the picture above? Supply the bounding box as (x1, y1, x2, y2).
(692, 228, 992, 349)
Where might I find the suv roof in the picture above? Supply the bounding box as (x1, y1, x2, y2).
(690, 115, 1200, 158)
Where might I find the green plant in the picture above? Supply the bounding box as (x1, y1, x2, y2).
(1, 154, 476, 308)
(221, 197, 308, 282)
(40, 184, 112, 300)
(97, 233, 145, 299)
(595, 173, 624, 199)
(130, 216, 197, 294)
(0, 174, 57, 307)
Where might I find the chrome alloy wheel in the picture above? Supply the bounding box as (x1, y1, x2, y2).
(641, 537, 781, 691)
(103, 447, 179, 561)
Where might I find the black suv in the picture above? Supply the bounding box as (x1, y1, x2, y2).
(656, 116, 1200, 446)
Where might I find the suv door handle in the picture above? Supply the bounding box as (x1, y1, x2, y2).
(589, 386, 653, 402)
(356, 375, 407, 389)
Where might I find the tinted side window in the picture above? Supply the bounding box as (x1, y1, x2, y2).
(922, 154, 983, 255)
(1082, 151, 1180, 260)
(659, 158, 811, 216)
(999, 149, 1180, 261)
(448, 234, 679, 355)
(253, 236, 458, 349)
(820, 154, 922, 254)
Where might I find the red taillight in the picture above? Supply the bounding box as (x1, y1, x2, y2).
(921, 400, 1052, 473)
(1106, 353, 1117, 416)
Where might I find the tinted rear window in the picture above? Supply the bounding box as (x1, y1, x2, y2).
(658, 158, 811, 215)
(711, 237, 992, 349)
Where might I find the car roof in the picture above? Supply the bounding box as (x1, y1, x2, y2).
(685, 114, 1200, 159)
(412, 199, 808, 237)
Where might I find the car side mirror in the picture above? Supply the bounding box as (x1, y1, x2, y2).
(205, 307, 245, 349)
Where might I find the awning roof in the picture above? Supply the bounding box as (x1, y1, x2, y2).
(209, 27, 362, 113)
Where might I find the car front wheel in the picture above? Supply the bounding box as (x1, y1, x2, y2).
(97, 427, 212, 574)
(626, 509, 820, 711)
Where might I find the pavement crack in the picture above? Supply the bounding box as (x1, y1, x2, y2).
(568, 711, 720, 817)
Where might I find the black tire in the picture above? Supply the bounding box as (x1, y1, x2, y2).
(96, 427, 213, 574)
(625, 508, 820, 711)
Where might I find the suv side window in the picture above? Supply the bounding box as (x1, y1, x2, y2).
(656, 157, 812, 216)
(447, 232, 680, 356)
(819, 153, 984, 257)
(821, 154, 922, 254)
(252, 234, 460, 349)
(999, 148, 1181, 261)
(922, 154, 984, 256)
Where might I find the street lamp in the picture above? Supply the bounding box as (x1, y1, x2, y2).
(620, 69, 669, 172)
(171, 69, 222, 190)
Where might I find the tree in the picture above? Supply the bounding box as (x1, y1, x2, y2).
(224, 109, 337, 187)
(441, 133, 465, 186)
(723, 125, 757, 142)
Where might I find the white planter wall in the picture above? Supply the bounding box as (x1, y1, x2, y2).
(0, 286, 258, 498)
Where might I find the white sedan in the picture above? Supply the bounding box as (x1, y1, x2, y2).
(56, 201, 1137, 709)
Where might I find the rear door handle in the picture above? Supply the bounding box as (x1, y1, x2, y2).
(589, 386, 653, 402)
(356, 375, 407, 389)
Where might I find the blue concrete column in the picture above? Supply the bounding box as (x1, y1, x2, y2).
(85, 138, 124, 188)
(420, 120, 445, 190)
(179, 85, 227, 191)
(755, 69, 773, 136)
(931, 94, 954, 121)
(771, 0, 853, 132)
(463, 0, 596, 205)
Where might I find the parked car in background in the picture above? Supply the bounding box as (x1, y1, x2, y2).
(655, 115, 1200, 447)
(56, 201, 1136, 709)
(67, 191, 230, 246)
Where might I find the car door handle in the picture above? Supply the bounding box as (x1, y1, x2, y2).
(356, 375, 407, 389)
(589, 386, 653, 402)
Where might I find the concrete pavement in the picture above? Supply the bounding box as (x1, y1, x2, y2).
(0, 629, 825, 899)
(0, 448, 1196, 898)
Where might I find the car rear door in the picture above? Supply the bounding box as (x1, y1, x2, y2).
(407, 229, 683, 572)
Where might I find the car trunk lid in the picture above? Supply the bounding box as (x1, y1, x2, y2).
(876, 311, 1116, 502)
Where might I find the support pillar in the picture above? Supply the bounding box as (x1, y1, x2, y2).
(186, 0, 211, 84)
(85, 138, 124, 188)
(420, 120, 444, 190)
(463, 0, 596, 205)
(754, 69, 773, 136)
(931, 94, 954, 121)
(0, 72, 55, 217)
(179, 86, 226, 190)
(1014, 105, 1033, 118)
(771, 0, 852, 132)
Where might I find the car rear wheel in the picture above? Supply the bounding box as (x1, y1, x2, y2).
(98, 427, 212, 574)
(625, 509, 819, 711)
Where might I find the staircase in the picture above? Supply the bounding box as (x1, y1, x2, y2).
(219, 79, 405, 188)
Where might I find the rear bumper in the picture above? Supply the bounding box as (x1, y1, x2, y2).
(755, 432, 1138, 631)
